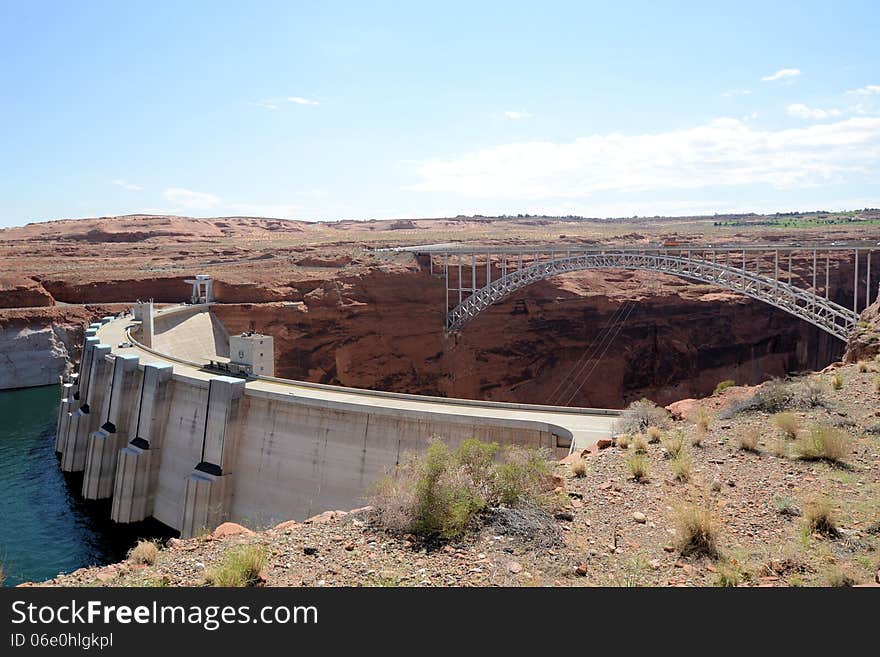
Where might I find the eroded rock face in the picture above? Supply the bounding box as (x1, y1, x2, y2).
(0, 305, 129, 390)
(0, 324, 72, 388)
(0, 276, 54, 308)
(846, 283, 880, 362)
(213, 268, 844, 409)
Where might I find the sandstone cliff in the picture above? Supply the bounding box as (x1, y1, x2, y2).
(846, 283, 880, 362)
(0, 305, 127, 389)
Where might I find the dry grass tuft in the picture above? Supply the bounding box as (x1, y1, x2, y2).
(772, 412, 799, 439)
(794, 426, 851, 464)
(670, 450, 692, 482)
(831, 373, 843, 390)
(673, 503, 721, 558)
(626, 453, 650, 482)
(615, 435, 631, 449)
(737, 429, 760, 453)
(631, 433, 648, 454)
(128, 540, 160, 566)
(694, 406, 711, 433)
(857, 361, 869, 373)
(646, 426, 663, 443)
(873, 375, 880, 393)
(206, 545, 266, 587)
(804, 497, 839, 538)
(570, 457, 587, 478)
(661, 431, 685, 459)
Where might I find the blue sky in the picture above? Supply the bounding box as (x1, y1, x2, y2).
(1, 0, 878, 227)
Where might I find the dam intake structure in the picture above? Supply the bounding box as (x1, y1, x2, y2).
(54, 292, 617, 537)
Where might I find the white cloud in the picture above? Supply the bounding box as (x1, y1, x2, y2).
(503, 110, 532, 120)
(163, 187, 222, 210)
(721, 89, 752, 97)
(112, 179, 143, 191)
(762, 68, 801, 82)
(249, 99, 279, 110)
(288, 96, 319, 106)
(787, 103, 842, 120)
(847, 84, 880, 96)
(407, 117, 880, 199)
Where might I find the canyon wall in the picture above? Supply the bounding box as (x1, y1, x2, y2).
(0, 306, 128, 389)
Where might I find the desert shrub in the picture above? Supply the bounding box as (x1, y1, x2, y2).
(494, 447, 551, 506)
(631, 433, 648, 454)
(796, 378, 826, 407)
(773, 496, 801, 517)
(691, 427, 705, 448)
(737, 429, 760, 452)
(613, 399, 670, 435)
(720, 377, 825, 418)
(615, 434, 631, 449)
(570, 456, 587, 478)
(128, 540, 160, 566)
(626, 453, 650, 482)
(661, 431, 686, 459)
(857, 361, 869, 373)
(674, 503, 720, 557)
(830, 373, 843, 390)
(794, 426, 851, 464)
(670, 450, 692, 482)
(713, 379, 735, 395)
(207, 545, 266, 587)
(646, 426, 663, 443)
(804, 497, 838, 538)
(370, 438, 551, 540)
(772, 412, 800, 439)
(825, 568, 856, 587)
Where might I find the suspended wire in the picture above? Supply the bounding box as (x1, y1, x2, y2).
(548, 297, 631, 405)
(545, 298, 630, 404)
(562, 299, 639, 406)
(551, 297, 633, 406)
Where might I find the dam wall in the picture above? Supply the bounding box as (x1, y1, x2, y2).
(55, 310, 583, 537)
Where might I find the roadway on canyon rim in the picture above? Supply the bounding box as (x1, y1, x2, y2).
(96, 307, 619, 452)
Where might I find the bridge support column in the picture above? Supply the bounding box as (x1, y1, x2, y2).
(82, 354, 140, 499)
(111, 363, 174, 524)
(61, 342, 112, 472)
(179, 376, 245, 537)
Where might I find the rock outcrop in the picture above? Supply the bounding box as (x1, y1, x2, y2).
(0, 305, 128, 389)
(845, 283, 880, 362)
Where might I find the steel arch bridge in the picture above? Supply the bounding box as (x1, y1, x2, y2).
(395, 244, 879, 341)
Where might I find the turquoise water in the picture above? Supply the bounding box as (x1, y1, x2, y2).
(0, 385, 171, 586)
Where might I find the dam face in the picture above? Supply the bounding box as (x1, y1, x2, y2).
(56, 304, 613, 537)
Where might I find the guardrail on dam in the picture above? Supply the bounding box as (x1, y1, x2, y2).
(54, 306, 618, 537)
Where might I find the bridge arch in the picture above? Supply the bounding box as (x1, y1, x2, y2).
(446, 251, 859, 341)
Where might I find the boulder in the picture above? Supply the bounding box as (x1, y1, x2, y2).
(212, 522, 254, 539)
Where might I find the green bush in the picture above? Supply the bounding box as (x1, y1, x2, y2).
(713, 379, 735, 395)
(370, 438, 551, 540)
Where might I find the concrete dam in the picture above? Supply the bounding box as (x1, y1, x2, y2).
(54, 295, 618, 537)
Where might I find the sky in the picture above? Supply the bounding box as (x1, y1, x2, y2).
(1, 0, 879, 227)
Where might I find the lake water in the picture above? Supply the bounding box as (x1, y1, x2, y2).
(0, 385, 172, 586)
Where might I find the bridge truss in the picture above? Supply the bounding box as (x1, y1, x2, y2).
(400, 244, 878, 341)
